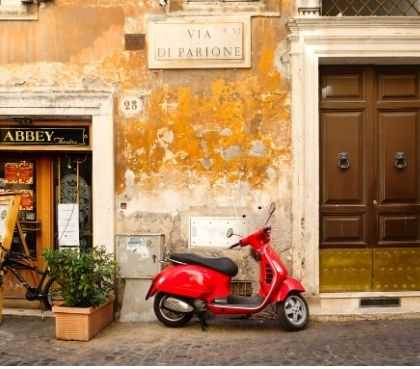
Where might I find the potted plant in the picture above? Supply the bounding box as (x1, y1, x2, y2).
(43, 246, 117, 341)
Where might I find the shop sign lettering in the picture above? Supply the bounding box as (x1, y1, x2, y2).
(148, 17, 251, 69)
(0, 127, 89, 146)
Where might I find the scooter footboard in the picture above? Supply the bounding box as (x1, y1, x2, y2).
(273, 277, 305, 302)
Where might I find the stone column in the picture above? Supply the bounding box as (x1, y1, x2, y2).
(296, 0, 321, 16)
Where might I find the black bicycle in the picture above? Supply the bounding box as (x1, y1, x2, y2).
(0, 250, 61, 310)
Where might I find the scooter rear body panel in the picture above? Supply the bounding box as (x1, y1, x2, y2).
(146, 263, 231, 301)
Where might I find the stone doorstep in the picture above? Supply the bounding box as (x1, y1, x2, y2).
(307, 293, 420, 321)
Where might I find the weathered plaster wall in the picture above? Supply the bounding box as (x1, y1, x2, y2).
(0, 0, 294, 284)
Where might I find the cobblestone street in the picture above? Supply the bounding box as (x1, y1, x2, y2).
(1, 315, 420, 365)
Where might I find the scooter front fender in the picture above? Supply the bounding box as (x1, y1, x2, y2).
(145, 272, 162, 300)
(273, 277, 305, 302)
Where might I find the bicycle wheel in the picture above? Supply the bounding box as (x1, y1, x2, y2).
(42, 278, 63, 310)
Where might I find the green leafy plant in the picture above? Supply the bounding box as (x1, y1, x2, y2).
(43, 247, 117, 308)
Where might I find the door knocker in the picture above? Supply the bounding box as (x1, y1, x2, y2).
(337, 152, 350, 170)
(394, 152, 408, 170)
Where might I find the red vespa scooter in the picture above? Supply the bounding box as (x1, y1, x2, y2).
(145, 203, 309, 331)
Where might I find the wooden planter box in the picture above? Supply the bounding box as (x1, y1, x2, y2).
(52, 300, 114, 341)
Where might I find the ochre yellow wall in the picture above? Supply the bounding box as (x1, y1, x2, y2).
(0, 0, 295, 277)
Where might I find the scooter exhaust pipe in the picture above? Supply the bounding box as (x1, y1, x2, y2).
(163, 297, 194, 313)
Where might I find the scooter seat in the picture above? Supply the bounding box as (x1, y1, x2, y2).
(170, 253, 238, 277)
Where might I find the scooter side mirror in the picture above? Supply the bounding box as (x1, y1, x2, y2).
(226, 228, 234, 238)
(264, 202, 276, 225)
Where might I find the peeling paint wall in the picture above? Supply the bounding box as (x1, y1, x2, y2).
(0, 0, 295, 287)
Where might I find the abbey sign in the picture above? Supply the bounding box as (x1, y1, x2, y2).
(0, 127, 89, 146)
(147, 17, 251, 69)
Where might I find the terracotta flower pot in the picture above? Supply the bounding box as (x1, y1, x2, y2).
(52, 299, 114, 341)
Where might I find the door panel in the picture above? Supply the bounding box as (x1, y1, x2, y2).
(379, 215, 419, 242)
(378, 111, 417, 203)
(322, 73, 364, 99)
(322, 215, 364, 244)
(320, 248, 372, 292)
(320, 66, 420, 292)
(379, 73, 418, 99)
(321, 111, 365, 204)
(373, 248, 420, 291)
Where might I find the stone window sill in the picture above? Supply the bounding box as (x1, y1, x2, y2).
(169, 0, 282, 16)
(183, 1, 264, 11)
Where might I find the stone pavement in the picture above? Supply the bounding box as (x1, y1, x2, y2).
(1, 315, 420, 365)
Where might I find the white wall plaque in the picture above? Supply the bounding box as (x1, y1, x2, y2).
(119, 95, 144, 118)
(189, 216, 250, 248)
(147, 17, 251, 69)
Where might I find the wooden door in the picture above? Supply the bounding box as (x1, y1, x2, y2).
(0, 154, 53, 307)
(319, 66, 420, 292)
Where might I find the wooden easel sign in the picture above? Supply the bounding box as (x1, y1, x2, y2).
(0, 193, 21, 263)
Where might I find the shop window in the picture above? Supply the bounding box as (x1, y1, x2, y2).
(0, 160, 37, 257)
(322, 0, 420, 16)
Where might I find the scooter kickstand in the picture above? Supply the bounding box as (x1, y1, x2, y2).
(198, 312, 208, 331)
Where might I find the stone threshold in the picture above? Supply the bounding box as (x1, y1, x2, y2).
(308, 292, 420, 321)
(3, 308, 54, 318)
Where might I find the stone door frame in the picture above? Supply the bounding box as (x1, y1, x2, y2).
(288, 17, 420, 296)
(0, 90, 115, 254)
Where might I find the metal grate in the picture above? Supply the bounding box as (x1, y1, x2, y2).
(265, 265, 273, 284)
(360, 297, 401, 308)
(322, 0, 420, 16)
(230, 280, 253, 296)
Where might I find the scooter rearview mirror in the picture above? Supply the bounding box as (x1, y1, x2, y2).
(264, 202, 276, 225)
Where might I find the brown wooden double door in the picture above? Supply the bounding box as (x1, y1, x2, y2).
(320, 66, 420, 292)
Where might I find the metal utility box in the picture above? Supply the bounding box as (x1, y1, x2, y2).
(116, 234, 164, 279)
(116, 234, 164, 322)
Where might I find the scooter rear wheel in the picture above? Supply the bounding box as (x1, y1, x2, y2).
(154, 292, 194, 328)
(277, 292, 309, 331)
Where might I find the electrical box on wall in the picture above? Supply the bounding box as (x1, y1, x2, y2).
(116, 234, 164, 278)
(116, 233, 165, 322)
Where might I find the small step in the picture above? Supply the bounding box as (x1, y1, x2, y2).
(2, 308, 54, 318)
(360, 297, 401, 308)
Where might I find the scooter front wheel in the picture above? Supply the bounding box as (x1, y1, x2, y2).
(154, 292, 194, 328)
(277, 292, 309, 331)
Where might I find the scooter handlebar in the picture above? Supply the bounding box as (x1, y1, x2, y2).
(229, 242, 241, 249)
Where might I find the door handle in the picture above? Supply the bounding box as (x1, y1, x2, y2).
(152, 254, 157, 263)
(337, 152, 350, 170)
(394, 152, 408, 169)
